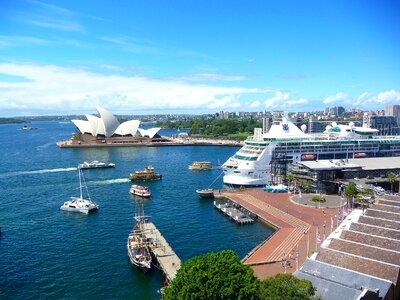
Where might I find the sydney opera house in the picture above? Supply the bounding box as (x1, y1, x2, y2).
(57, 107, 166, 147)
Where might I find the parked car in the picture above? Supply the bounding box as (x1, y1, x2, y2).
(366, 175, 374, 179)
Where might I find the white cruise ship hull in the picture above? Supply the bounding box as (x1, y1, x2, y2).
(223, 174, 268, 186)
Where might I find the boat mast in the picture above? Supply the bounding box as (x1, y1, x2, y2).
(78, 167, 83, 199)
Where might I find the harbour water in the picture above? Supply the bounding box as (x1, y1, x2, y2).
(0, 121, 273, 299)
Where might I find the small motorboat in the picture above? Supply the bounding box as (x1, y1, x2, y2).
(78, 161, 115, 169)
(189, 161, 212, 170)
(196, 189, 214, 199)
(130, 185, 151, 198)
(21, 125, 37, 130)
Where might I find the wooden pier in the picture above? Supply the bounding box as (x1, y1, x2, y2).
(142, 221, 181, 283)
(214, 199, 255, 224)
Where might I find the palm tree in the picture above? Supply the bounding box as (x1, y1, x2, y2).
(387, 172, 397, 193)
(287, 174, 294, 191)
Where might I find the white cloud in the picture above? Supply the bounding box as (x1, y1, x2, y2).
(353, 90, 400, 107)
(358, 92, 369, 101)
(249, 101, 261, 108)
(0, 35, 49, 48)
(264, 91, 308, 109)
(0, 63, 259, 115)
(323, 92, 347, 105)
(376, 90, 400, 103)
(180, 73, 246, 82)
(101, 36, 159, 54)
(16, 1, 85, 33)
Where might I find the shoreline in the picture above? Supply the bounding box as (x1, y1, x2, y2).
(56, 136, 243, 148)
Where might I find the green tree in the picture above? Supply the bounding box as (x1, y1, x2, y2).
(163, 250, 259, 300)
(387, 172, 396, 193)
(286, 174, 294, 190)
(259, 273, 318, 300)
(344, 182, 357, 208)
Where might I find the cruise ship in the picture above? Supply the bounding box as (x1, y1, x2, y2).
(222, 114, 400, 186)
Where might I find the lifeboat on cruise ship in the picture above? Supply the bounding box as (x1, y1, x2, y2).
(354, 152, 367, 158)
(301, 154, 316, 161)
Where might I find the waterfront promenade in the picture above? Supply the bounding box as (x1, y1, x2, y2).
(221, 189, 344, 279)
(56, 135, 243, 148)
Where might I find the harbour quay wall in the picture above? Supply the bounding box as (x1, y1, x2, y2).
(57, 137, 243, 148)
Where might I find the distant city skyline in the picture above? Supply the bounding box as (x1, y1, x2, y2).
(0, 0, 399, 117)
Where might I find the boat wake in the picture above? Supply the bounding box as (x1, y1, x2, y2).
(36, 142, 56, 150)
(92, 178, 131, 185)
(1, 167, 77, 178)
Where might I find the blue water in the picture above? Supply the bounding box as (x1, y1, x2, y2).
(0, 121, 273, 299)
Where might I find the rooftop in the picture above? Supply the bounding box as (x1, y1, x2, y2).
(298, 194, 400, 299)
(298, 156, 400, 172)
(295, 259, 393, 300)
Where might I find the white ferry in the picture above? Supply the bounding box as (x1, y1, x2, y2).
(222, 114, 400, 186)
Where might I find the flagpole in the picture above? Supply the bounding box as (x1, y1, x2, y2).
(296, 244, 299, 271)
(306, 231, 309, 258)
(315, 227, 318, 252)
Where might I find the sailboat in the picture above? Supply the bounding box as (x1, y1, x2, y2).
(127, 202, 152, 271)
(60, 166, 99, 214)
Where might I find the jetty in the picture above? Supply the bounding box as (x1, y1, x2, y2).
(214, 199, 255, 224)
(142, 221, 181, 283)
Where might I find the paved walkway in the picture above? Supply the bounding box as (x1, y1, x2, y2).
(221, 189, 347, 279)
(291, 193, 344, 208)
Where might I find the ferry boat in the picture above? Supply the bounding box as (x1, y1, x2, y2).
(60, 168, 99, 214)
(189, 161, 212, 170)
(78, 161, 115, 169)
(127, 203, 152, 271)
(130, 185, 151, 198)
(221, 113, 400, 186)
(129, 166, 162, 181)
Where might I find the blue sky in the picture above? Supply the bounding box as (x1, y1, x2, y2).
(0, 0, 399, 116)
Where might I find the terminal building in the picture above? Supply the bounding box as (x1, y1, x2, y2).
(289, 157, 400, 194)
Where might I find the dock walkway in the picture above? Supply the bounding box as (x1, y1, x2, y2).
(142, 221, 181, 282)
(214, 199, 254, 224)
(220, 189, 342, 279)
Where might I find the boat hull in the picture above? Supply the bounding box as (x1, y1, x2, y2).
(79, 165, 114, 169)
(127, 238, 152, 272)
(223, 174, 268, 186)
(196, 189, 214, 199)
(60, 197, 99, 214)
(60, 206, 96, 214)
(129, 190, 151, 198)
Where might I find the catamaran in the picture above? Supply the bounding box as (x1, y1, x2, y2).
(60, 167, 99, 214)
(222, 113, 400, 186)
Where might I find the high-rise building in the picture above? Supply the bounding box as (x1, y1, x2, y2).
(363, 115, 398, 136)
(385, 104, 400, 125)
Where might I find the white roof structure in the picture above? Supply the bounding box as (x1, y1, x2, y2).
(265, 116, 311, 139)
(137, 127, 161, 138)
(72, 107, 140, 138)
